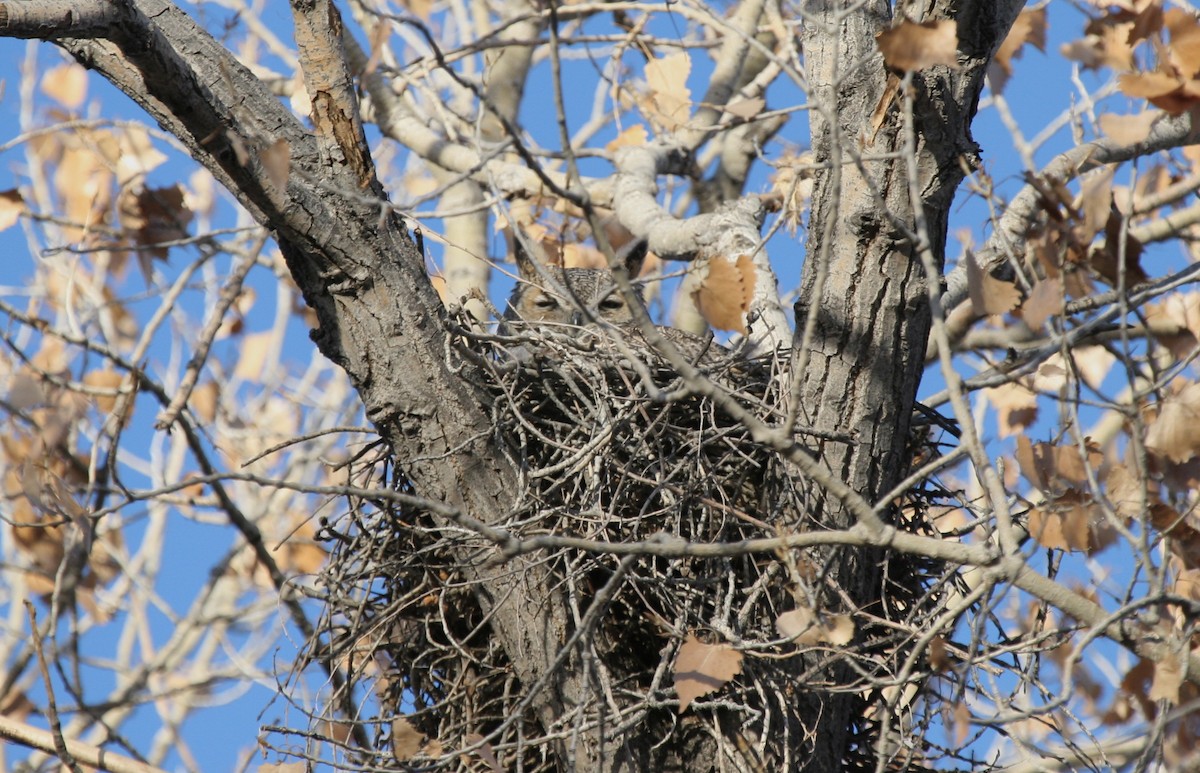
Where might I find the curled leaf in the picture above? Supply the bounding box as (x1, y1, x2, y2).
(1146, 382, 1200, 463)
(692, 254, 755, 334)
(776, 607, 856, 646)
(673, 634, 743, 713)
(877, 20, 959, 72)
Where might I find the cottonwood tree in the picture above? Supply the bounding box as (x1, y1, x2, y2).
(2, 0, 1200, 770)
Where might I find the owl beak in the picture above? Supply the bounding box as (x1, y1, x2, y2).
(570, 310, 585, 327)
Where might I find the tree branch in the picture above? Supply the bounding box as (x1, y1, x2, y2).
(943, 110, 1200, 313)
(0, 714, 165, 773)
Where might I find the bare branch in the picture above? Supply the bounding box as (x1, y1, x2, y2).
(0, 714, 165, 773)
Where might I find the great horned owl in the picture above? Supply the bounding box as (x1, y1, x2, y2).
(503, 236, 643, 333)
(502, 234, 729, 367)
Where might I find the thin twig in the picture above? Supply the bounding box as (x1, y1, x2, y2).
(25, 602, 82, 773)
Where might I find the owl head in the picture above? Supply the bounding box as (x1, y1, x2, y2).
(502, 234, 648, 333)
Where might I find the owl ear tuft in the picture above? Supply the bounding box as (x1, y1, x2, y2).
(621, 240, 648, 279)
(508, 230, 549, 281)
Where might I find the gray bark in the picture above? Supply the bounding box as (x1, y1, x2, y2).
(796, 1, 1025, 768)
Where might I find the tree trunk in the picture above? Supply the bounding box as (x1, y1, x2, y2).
(797, 1, 1024, 767)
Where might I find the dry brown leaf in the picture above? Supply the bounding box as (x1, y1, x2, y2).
(1027, 489, 1099, 552)
(952, 701, 970, 747)
(823, 614, 855, 645)
(868, 75, 903, 144)
(776, 607, 856, 646)
(770, 152, 815, 235)
(1118, 69, 1186, 98)
(1186, 144, 1200, 171)
(1027, 503, 1067, 551)
(261, 139, 291, 193)
(725, 97, 766, 119)
(1130, 163, 1171, 208)
(1166, 8, 1200, 76)
(692, 254, 755, 334)
(256, 763, 306, 773)
(360, 19, 391, 78)
(220, 398, 295, 470)
(1174, 568, 1200, 600)
(1098, 111, 1160, 144)
(1121, 656, 1159, 713)
(1146, 382, 1200, 462)
(561, 243, 607, 269)
(87, 128, 123, 165)
(1020, 278, 1064, 330)
(1072, 345, 1117, 389)
(117, 127, 168, 180)
(118, 184, 193, 262)
(1034, 361, 1066, 391)
(186, 168, 216, 219)
(400, 169, 437, 202)
(931, 506, 969, 537)
(177, 473, 207, 502)
(0, 689, 35, 722)
(1122, 1, 1164, 44)
(9, 449, 96, 577)
(1149, 450, 1200, 499)
(1078, 167, 1115, 238)
(877, 20, 959, 72)
(325, 720, 354, 743)
(645, 52, 692, 132)
(0, 189, 26, 232)
(1015, 436, 1103, 496)
(984, 381, 1038, 438)
(1119, 69, 1200, 114)
(597, 216, 643, 262)
(928, 636, 949, 672)
(965, 251, 1021, 316)
(1102, 693, 1136, 725)
(1148, 650, 1185, 704)
(1061, 14, 1136, 71)
(1105, 462, 1159, 519)
(429, 274, 448, 304)
(282, 520, 327, 575)
(55, 142, 115, 241)
(673, 634, 743, 713)
(1147, 292, 1200, 358)
(463, 732, 501, 772)
(403, 0, 434, 19)
(82, 369, 124, 414)
(605, 124, 649, 153)
(990, 8, 1047, 92)
(216, 287, 256, 339)
(392, 717, 426, 760)
(234, 331, 275, 382)
(776, 607, 814, 640)
(8, 371, 44, 411)
(41, 63, 88, 109)
(11, 503, 66, 577)
(1089, 206, 1147, 288)
(1168, 521, 1200, 567)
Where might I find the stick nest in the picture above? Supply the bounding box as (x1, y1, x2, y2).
(290, 321, 959, 772)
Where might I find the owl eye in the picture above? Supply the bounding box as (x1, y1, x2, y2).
(533, 295, 560, 310)
(599, 297, 625, 311)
